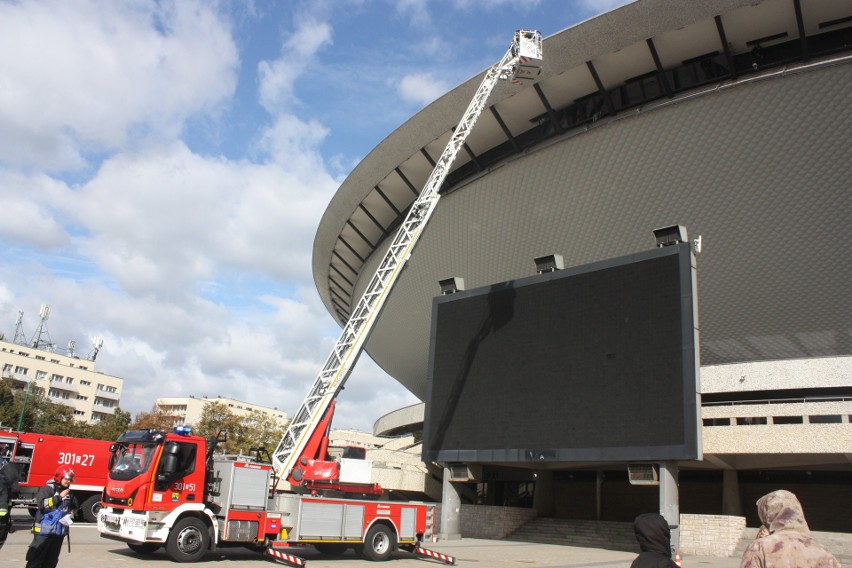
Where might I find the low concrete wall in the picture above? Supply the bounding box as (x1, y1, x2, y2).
(460, 504, 537, 539)
(680, 514, 746, 556)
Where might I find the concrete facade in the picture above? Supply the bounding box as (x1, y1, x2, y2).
(154, 395, 289, 427)
(0, 338, 123, 424)
(314, 0, 852, 537)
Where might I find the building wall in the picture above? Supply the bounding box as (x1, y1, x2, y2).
(155, 395, 289, 428)
(0, 339, 123, 424)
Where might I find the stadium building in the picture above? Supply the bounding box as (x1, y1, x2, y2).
(313, 0, 852, 547)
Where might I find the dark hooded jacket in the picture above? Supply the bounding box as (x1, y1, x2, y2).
(0, 462, 20, 503)
(631, 513, 679, 568)
(740, 490, 840, 568)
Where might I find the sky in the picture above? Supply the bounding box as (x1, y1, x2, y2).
(0, 0, 625, 432)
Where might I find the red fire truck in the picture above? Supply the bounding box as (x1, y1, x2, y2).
(97, 424, 449, 566)
(0, 430, 112, 522)
(97, 29, 541, 567)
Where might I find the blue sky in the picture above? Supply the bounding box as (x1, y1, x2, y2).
(0, 0, 623, 431)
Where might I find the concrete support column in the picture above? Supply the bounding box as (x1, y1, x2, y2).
(722, 469, 742, 515)
(439, 466, 462, 540)
(659, 461, 680, 555)
(596, 470, 604, 520)
(533, 470, 555, 517)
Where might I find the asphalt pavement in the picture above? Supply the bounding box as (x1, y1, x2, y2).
(0, 514, 743, 568)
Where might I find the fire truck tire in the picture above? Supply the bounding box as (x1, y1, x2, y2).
(80, 494, 103, 523)
(315, 543, 349, 555)
(166, 517, 210, 563)
(127, 542, 161, 554)
(361, 524, 396, 562)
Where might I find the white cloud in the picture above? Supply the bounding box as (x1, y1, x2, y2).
(0, 0, 238, 171)
(396, 73, 451, 107)
(258, 16, 333, 113)
(0, 171, 69, 248)
(393, 0, 431, 28)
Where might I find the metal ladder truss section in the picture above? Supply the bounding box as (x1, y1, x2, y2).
(272, 30, 543, 480)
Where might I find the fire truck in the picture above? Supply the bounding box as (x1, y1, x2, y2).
(0, 430, 112, 522)
(97, 30, 542, 566)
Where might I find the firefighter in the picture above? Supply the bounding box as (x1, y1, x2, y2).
(26, 465, 77, 568)
(0, 458, 20, 551)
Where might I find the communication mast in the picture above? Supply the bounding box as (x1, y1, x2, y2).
(12, 311, 27, 346)
(30, 304, 56, 352)
(88, 336, 104, 362)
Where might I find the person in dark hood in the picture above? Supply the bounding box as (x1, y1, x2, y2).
(0, 460, 21, 550)
(740, 490, 840, 568)
(631, 513, 679, 568)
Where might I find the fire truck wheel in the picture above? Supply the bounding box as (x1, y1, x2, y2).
(166, 517, 210, 563)
(127, 542, 161, 554)
(361, 524, 396, 562)
(80, 494, 103, 523)
(315, 543, 349, 555)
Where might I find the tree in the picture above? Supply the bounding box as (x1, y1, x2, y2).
(0, 379, 19, 428)
(88, 408, 132, 441)
(131, 405, 180, 431)
(243, 412, 288, 455)
(30, 391, 88, 437)
(194, 402, 289, 456)
(196, 401, 244, 454)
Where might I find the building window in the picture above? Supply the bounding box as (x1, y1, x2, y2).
(35, 371, 46, 380)
(49, 389, 69, 400)
(773, 416, 803, 425)
(15, 366, 28, 375)
(50, 359, 59, 364)
(73, 410, 85, 416)
(78, 365, 87, 370)
(80, 380, 91, 386)
(702, 418, 731, 426)
(65, 377, 73, 384)
(809, 415, 842, 424)
(51, 374, 63, 382)
(77, 395, 88, 401)
(736, 417, 768, 426)
(35, 355, 45, 360)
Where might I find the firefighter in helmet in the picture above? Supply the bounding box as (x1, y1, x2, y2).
(26, 465, 78, 568)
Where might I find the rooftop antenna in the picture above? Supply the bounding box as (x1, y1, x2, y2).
(88, 336, 104, 362)
(30, 304, 55, 352)
(67, 340, 76, 358)
(13, 311, 27, 346)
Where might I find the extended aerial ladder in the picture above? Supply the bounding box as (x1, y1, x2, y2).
(272, 30, 543, 488)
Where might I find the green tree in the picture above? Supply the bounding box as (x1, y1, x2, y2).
(243, 412, 288, 455)
(196, 401, 245, 454)
(0, 379, 19, 428)
(18, 388, 88, 437)
(88, 408, 132, 441)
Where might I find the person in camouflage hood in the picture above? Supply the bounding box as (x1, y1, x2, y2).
(740, 489, 840, 568)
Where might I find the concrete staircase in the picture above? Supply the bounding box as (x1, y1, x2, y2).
(507, 517, 640, 553)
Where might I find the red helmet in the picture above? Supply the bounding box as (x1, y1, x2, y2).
(54, 465, 75, 483)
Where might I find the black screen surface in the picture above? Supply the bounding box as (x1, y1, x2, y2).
(423, 244, 700, 463)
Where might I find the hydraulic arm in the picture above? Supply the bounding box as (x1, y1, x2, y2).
(273, 30, 543, 485)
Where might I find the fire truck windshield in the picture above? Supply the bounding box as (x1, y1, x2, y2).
(109, 443, 158, 481)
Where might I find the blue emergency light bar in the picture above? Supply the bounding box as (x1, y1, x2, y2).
(174, 425, 192, 436)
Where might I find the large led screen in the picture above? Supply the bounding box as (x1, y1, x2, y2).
(423, 243, 700, 463)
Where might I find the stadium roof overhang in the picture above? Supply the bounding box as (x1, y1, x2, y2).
(314, 0, 852, 400)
